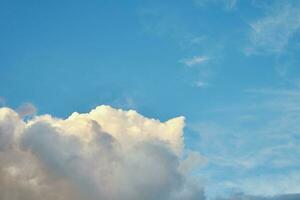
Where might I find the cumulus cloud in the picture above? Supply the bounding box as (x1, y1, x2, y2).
(0, 105, 206, 200)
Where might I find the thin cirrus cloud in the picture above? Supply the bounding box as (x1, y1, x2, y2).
(194, 80, 209, 88)
(229, 171, 300, 197)
(216, 193, 300, 200)
(0, 97, 5, 107)
(189, 86, 300, 199)
(246, 1, 300, 55)
(193, 0, 238, 10)
(181, 55, 209, 67)
(180, 55, 211, 89)
(0, 105, 206, 200)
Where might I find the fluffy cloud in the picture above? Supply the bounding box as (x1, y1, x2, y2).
(0, 105, 205, 200)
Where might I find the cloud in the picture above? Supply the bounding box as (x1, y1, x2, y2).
(16, 102, 37, 118)
(194, 80, 209, 88)
(181, 56, 209, 67)
(111, 94, 137, 110)
(189, 86, 300, 198)
(180, 55, 212, 88)
(179, 151, 208, 173)
(194, 0, 238, 10)
(0, 97, 5, 107)
(231, 172, 300, 197)
(138, 5, 194, 48)
(246, 1, 300, 55)
(0, 105, 206, 200)
(217, 193, 300, 200)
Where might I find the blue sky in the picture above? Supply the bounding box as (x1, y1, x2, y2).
(1, 0, 300, 199)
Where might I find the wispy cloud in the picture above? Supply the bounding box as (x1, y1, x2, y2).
(181, 55, 210, 67)
(218, 193, 300, 200)
(138, 5, 194, 48)
(229, 171, 300, 197)
(189, 85, 300, 198)
(194, 0, 238, 10)
(0, 96, 5, 107)
(16, 102, 37, 118)
(246, 1, 300, 55)
(194, 80, 209, 88)
(180, 55, 212, 88)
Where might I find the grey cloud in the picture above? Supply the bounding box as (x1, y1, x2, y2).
(16, 102, 37, 118)
(0, 110, 82, 200)
(0, 97, 5, 107)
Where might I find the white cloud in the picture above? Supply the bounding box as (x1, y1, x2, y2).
(181, 56, 209, 67)
(194, 80, 209, 88)
(0, 105, 205, 200)
(180, 56, 212, 88)
(194, 0, 238, 10)
(246, 2, 300, 54)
